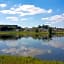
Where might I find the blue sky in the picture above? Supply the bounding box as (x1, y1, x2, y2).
(0, 0, 64, 28)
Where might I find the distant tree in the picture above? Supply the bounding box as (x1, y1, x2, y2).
(1, 26, 8, 31)
(48, 27, 52, 37)
(42, 25, 49, 29)
(38, 25, 41, 28)
(35, 28, 39, 32)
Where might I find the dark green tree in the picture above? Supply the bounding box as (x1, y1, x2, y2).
(48, 27, 52, 37)
(35, 28, 39, 32)
(38, 25, 41, 28)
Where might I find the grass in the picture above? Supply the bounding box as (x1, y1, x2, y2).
(54, 32, 64, 36)
(0, 31, 48, 37)
(0, 31, 64, 39)
(0, 31, 64, 35)
(19, 31, 48, 36)
(0, 31, 18, 35)
(0, 55, 64, 64)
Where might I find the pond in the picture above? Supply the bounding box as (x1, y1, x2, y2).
(0, 35, 64, 61)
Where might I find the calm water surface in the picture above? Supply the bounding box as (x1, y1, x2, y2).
(0, 36, 64, 61)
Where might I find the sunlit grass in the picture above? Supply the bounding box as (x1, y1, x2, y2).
(0, 31, 48, 36)
(0, 55, 64, 64)
(0, 31, 64, 37)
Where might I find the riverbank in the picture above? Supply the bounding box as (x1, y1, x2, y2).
(0, 31, 48, 36)
(0, 55, 64, 64)
(0, 31, 64, 35)
(0, 31, 64, 37)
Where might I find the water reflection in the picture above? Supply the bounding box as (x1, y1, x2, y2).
(0, 34, 52, 41)
(0, 35, 64, 61)
(0, 35, 21, 40)
(1, 47, 43, 56)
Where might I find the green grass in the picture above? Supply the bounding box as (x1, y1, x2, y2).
(0, 31, 64, 35)
(0, 31, 64, 37)
(55, 32, 64, 36)
(0, 55, 64, 64)
(19, 31, 48, 36)
(0, 31, 48, 36)
(0, 31, 18, 35)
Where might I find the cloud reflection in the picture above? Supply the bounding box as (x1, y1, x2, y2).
(1, 46, 52, 56)
(41, 41, 64, 49)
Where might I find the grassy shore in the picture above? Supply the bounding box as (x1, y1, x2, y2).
(0, 31, 48, 36)
(55, 32, 64, 36)
(0, 55, 64, 64)
(0, 31, 64, 37)
(0, 31, 64, 35)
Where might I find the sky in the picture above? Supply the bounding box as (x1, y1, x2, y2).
(0, 0, 64, 28)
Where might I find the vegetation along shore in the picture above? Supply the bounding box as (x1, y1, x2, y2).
(0, 55, 64, 64)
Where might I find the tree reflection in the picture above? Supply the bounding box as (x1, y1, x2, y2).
(0, 35, 21, 40)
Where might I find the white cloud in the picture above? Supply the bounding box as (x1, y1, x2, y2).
(48, 9, 52, 13)
(21, 18, 28, 21)
(42, 13, 64, 23)
(15, 5, 52, 16)
(42, 17, 49, 20)
(0, 4, 52, 16)
(0, 4, 7, 7)
(6, 17, 19, 21)
(0, 10, 16, 14)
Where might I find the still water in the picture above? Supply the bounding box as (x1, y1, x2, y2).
(0, 36, 64, 61)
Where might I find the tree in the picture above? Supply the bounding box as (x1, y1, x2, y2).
(48, 27, 52, 37)
(42, 25, 49, 29)
(35, 28, 39, 32)
(38, 25, 41, 28)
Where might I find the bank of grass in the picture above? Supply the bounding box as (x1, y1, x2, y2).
(0, 31, 48, 36)
(0, 31, 18, 35)
(19, 31, 48, 36)
(55, 32, 64, 36)
(55, 32, 64, 34)
(0, 31, 64, 37)
(0, 55, 64, 64)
